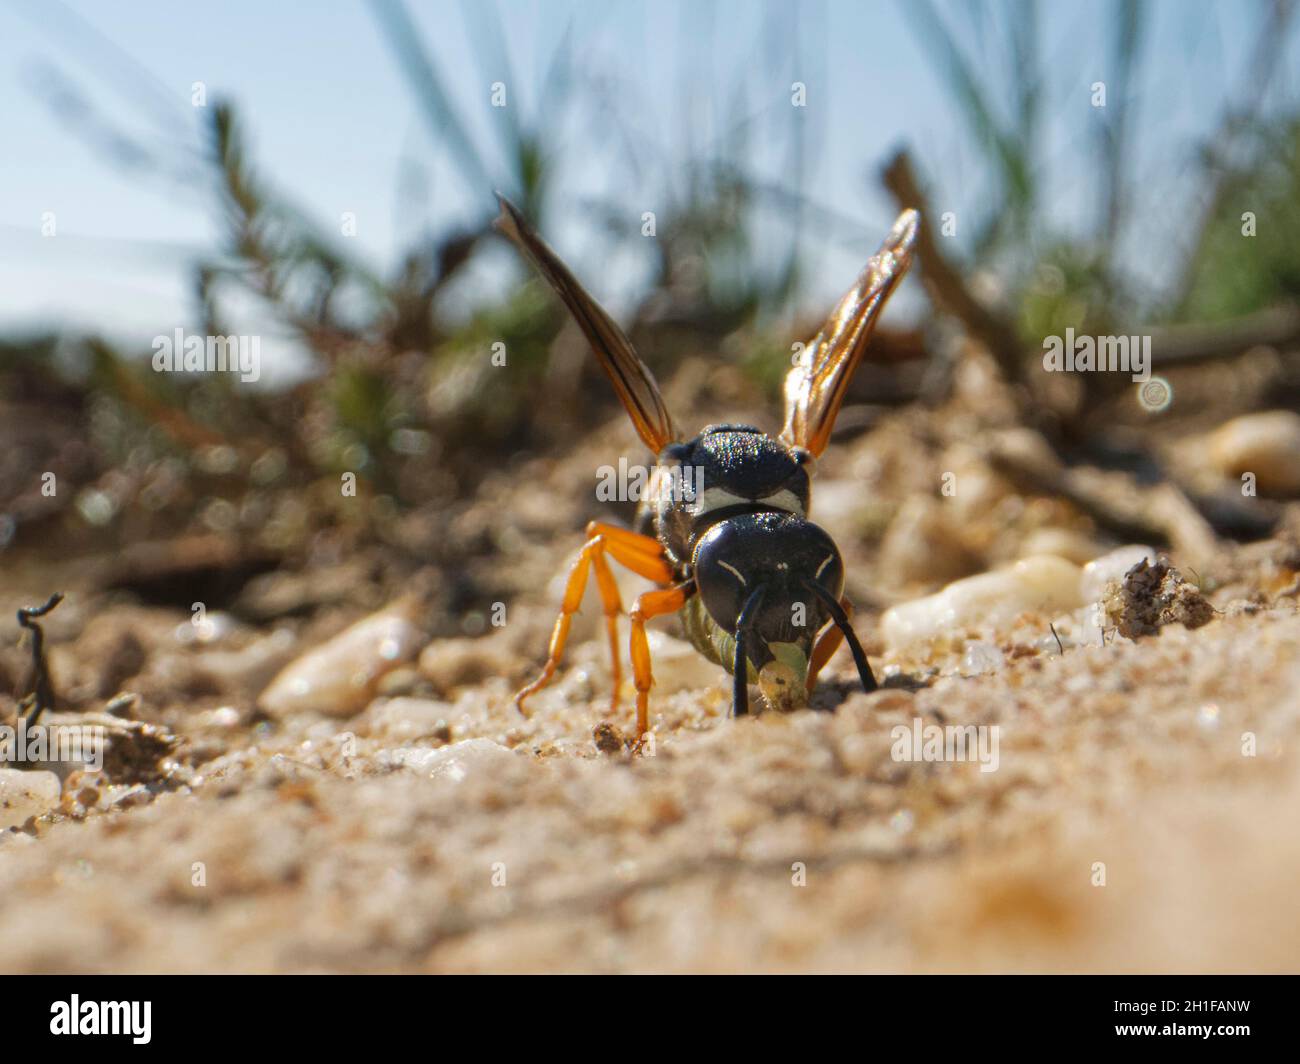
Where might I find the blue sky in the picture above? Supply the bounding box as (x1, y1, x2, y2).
(1, 0, 1296, 383)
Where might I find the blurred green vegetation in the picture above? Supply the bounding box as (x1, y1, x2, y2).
(905, 0, 1299, 340)
(1182, 117, 1300, 321)
(2, 0, 1299, 561)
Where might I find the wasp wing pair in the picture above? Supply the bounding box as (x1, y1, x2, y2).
(496, 193, 917, 739)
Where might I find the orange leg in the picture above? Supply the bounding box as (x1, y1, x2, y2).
(587, 524, 675, 600)
(591, 550, 624, 709)
(806, 596, 854, 693)
(629, 582, 693, 741)
(584, 521, 669, 569)
(515, 523, 673, 717)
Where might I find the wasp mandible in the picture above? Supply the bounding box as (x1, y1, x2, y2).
(496, 195, 918, 741)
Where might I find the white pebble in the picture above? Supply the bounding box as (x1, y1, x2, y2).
(422, 738, 519, 783)
(1078, 545, 1157, 604)
(881, 555, 1083, 650)
(1207, 411, 1300, 495)
(1018, 528, 1101, 565)
(367, 697, 455, 739)
(259, 603, 424, 719)
(960, 641, 1005, 675)
(0, 768, 62, 828)
(379, 738, 521, 781)
(380, 747, 444, 774)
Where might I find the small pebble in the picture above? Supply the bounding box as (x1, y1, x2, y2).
(424, 738, 520, 783)
(881, 555, 1083, 650)
(890, 809, 915, 835)
(593, 722, 625, 755)
(104, 692, 139, 718)
(960, 641, 1005, 675)
(0, 768, 62, 828)
(259, 602, 424, 719)
(381, 737, 520, 782)
(1207, 411, 1300, 496)
(418, 637, 516, 694)
(1019, 528, 1102, 566)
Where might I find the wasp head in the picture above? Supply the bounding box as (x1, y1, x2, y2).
(692, 512, 845, 713)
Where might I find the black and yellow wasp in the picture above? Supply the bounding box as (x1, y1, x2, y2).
(496, 195, 917, 741)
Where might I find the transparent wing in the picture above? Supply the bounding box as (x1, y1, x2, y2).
(494, 193, 678, 453)
(780, 209, 918, 456)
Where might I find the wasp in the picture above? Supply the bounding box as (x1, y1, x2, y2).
(496, 195, 917, 742)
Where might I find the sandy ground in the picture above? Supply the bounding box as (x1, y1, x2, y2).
(1, 574, 1297, 972)
(2, 372, 1299, 972)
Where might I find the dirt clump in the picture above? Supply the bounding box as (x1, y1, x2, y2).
(1102, 558, 1216, 639)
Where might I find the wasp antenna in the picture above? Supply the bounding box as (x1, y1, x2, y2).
(801, 580, 877, 694)
(732, 586, 766, 717)
(732, 630, 748, 718)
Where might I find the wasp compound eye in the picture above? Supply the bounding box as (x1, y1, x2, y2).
(692, 526, 748, 635)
